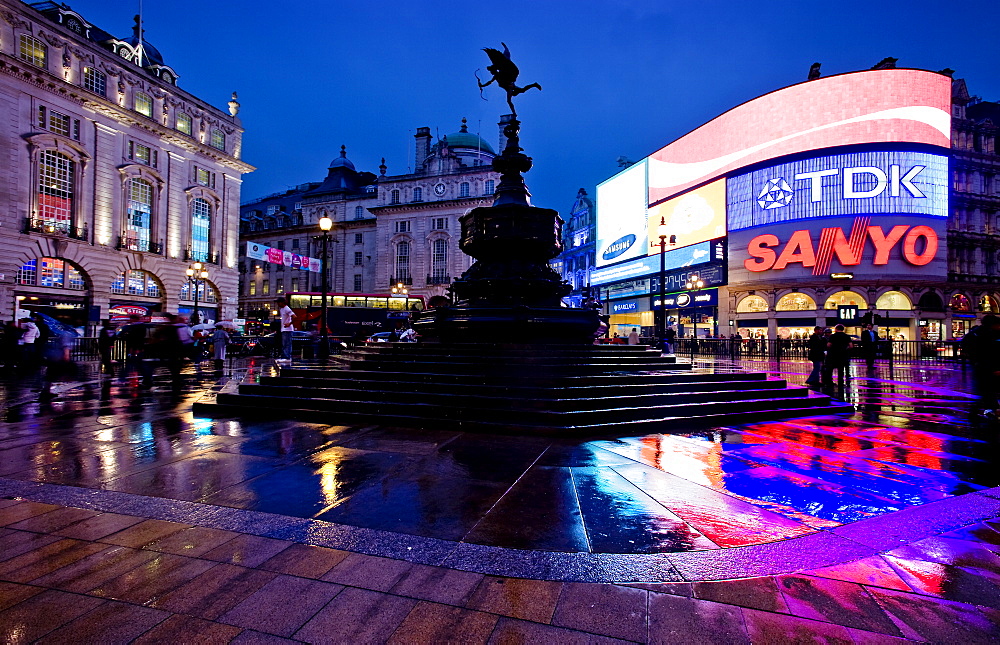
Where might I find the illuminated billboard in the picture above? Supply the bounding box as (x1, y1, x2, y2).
(596, 160, 647, 268)
(647, 69, 951, 204)
(647, 179, 726, 253)
(592, 240, 717, 285)
(728, 151, 949, 231)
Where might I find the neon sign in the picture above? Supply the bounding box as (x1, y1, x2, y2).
(745, 219, 938, 275)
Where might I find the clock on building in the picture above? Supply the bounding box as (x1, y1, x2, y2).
(433, 183, 446, 196)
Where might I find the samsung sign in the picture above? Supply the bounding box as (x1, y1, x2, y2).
(728, 150, 948, 231)
(591, 241, 712, 286)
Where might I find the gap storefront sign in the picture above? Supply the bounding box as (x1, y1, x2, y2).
(652, 288, 719, 309)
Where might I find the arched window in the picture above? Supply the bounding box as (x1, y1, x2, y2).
(950, 293, 972, 312)
(37, 150, 74, 232)
(485, 179, 495, 195)
(395, 241, 410, 283)
(134, 92, 153, 118)
(917, 292, 944, 311)
(83, 67, 106, 96)
(775, 293, 816, 311)
(460, 182, 470, 197)
(175, 112, 192, 135)
(413, 187, 423, 202)
(737, 295, 769, 313)
(980, 295, 1000, 313)
(875, 291, 912, 311)
(191, 198, 211, 262)
(824, 290, 867, 310)
(17, 257, 86, 290)
(124, 178, 153, 251)
(111, 269, 161, 298)
(431, 239, 448, 281)
(180, 279, 219, 303)
(19, 34, 46, 68)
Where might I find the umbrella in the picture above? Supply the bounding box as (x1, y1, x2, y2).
(215, 321, 237, 329)
(190, 323, 214, 332)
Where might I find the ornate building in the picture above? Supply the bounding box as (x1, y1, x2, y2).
(0, 0, 252, 329)
(551, 188, 595, 307)
(238, 119, 502, 319)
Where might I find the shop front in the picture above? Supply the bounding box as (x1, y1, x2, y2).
(607, 297, 653, 339)
(653, 288, 719, 338)
(14, 293, 91, 334)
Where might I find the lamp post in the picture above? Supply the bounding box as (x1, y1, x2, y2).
(318, 216, 333, 361)
(392, 282, 409, 311)
(656, 217, 674, 351)
(185, 261, 209, 325)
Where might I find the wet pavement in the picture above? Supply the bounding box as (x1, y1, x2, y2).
(2, 357, 1000, 641)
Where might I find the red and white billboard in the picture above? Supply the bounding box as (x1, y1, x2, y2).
(647, 69, 951, 205)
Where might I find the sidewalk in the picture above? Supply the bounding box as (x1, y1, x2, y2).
(0, 358, 999, 642)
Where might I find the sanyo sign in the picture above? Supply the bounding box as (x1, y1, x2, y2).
(728, 151, 948, 232)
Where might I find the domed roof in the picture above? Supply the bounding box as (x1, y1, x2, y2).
(442, 118, 495, 154)
(127, 16, 164, 66)
(329, 145, 356, 171)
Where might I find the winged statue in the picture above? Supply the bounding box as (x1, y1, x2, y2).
(477, 43, 541, 116)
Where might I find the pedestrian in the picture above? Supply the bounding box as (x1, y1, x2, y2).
(211, 323, 230, 373)
(663, 326, 677, 354)
(276, 297, 296, 363)
(805, 326, 826, 385)
(860, 323, 877, 370)
(17, 316, 40, 367)
(2, 320, 23, 368)
(823, 324, 853, 387)
(962, 314, 1000, 419)
(97, 320, 117, 376)
(119, 314, 152, 387)
(627, 328, 640, 345)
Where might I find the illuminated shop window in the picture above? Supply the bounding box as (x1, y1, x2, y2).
(875, 291, 912, 311)
(950, 293, 972, 312)
(824, 291, 867, 310)
(980, 295, 1000, 313)
(775, 293, 816, 311)
(111, 269, 160, 298)
(19, 34, 46, 68)
(17, 257, 85, 290)
(736, 295, 768, 313)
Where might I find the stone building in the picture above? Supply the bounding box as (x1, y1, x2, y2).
(551, 188, 596, 307)
(238, 119, 501, 320)
(0, 0, 252, 330)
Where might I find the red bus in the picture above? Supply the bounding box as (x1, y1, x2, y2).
(285, 292, 426, 338)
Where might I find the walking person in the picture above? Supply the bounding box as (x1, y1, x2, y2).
(119, 315, 152, 388)
(97, 320, 117, 376)
(860, 323, 878, 370)
(17, 316, 40, 368)
(276, 297, 296, 363)
(211, 323, 230, 374)
(823, 324, 853, 387)
(805, 326, 826, 385)
(663, 326, 676, 354)
(3, 320, 24, 369)
(627, 328, 640, 345)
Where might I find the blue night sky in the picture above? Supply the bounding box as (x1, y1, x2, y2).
(61, 0, 1000, 212)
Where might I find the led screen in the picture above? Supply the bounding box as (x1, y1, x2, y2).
(727, 151, 948, 231)
(591, 241, 712, 285)
(596, 160, 648, 268)
(647, 179, 726, 253)
(647, 69, 951, 204)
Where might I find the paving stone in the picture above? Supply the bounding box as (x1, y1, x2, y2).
(692, 576, 788, 612)
(0, 581, 43, 612)
(552, 582, 647, 642)
(648, 592, 749, 644)
(0, 539, 108, 584)
(883, 554, 1000, 608)
(30, 544, 159, 593)
(200, 533, 292, 568)
(488, 617, 634, 644)
(465, 576, 564, 623)
(804, 555, 913, 591)
(776, 574, 901, 636)
(87, 551, 218, 604)
(388, 601, 499, 644)
(131, 613, 243, 644)
(36, 598, 171, 644)
(258, 542, 350, 579)
(150, 563, 278, 620)
(868, 586, 1000, 643)
(0, 530, 63, 563)
(294, 586, 416, 643)
(741, 607, 854, 644)
(321, 552, 414, 591)
(141, 525, 242, 557)
(5, 506, 100, 533)
(51, 512, 145, 541)
(229, 629, 303, 644)
(0, 501, 61, 527)
(0, 588, 103, 642)
(218, 574, 343, 637)
(99, 518, 193, 548)
(621, 581, 692, 596)
(389, 563, 484, 605)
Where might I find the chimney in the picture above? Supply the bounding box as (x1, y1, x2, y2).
(498, 114, 515, 153)
(414, 127, 431, 172)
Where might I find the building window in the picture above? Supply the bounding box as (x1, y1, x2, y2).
(354, 275, 363, 292)
(262, 281, 270, 295)
(950, 293, 972, 312)
(47, 110, 70, 137)
(37, 150, 74, 232)
(210, 129, 225, 150)
(413, 187, 423, 202)
(354, 251, 363, 266)
(134, 92, 153, 117)
(276, 240, 285, 251)
(180, 280, 218, 303)
(19, 34, 46, 68)
(775, 293, 816, 311)
(267, 205, 279, 215)
(736, 295, 769, 313)
(354, 206, 365, 219)
(128, 141, 156, 166)
(191, 198, 211, 261)
(394, 220, 411, 233)
(291, 238, 299, 249)
(294, 202, 302, 211)
(291, 278, 299, 291)
(176, 112, 192, 135)
(195, 167, 215, 187)
(484, 179, 495, 195)
(249, 282, 256, 296)
(124, 178, 153, 251)
(17, 257, 86, 291)
(824, 291, 868, 310)
(433, 217, 448, 230)
(111, 269, 159, 297)
(354, 233, 363, 244)
(276, 279, 284, 294)
(431, 239, 448, 280)
(460, 182, 470, 197)
(875, 291, 912, 311)
(390, 190, 400, 204)
(83, 67, 106, 96)
(395, 242, 410, 282)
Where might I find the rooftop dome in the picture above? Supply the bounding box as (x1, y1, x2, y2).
(329, 145, 356, 171)
(126, 15, 164, 66)
(441, 118, 495, 154)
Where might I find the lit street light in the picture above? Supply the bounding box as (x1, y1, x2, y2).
(317, 216, 333, 361)
(656, 216, 675, 351)
(185, 261, 209, 324)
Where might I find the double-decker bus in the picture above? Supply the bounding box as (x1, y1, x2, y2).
(285, 292, 425, 339)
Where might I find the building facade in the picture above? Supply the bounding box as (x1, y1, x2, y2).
(593, 64, 999, 342)
(0, 0, 252, 330)
(238, 119, 502, 320)
(551, 188, 596, 307)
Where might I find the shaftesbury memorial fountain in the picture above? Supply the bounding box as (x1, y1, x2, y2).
(196, 46, 850, 433)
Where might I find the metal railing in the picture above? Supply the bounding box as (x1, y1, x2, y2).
(23, 217, 88, 241)
(669, 338, 965, 364)
(117, 236, 163, 254)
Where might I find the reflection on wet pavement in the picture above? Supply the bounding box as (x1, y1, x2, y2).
(1, 362, 998, 555)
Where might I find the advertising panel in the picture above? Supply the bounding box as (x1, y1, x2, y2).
(596, 160, 648, 268)
(604, 279, 651, 301)
(727, 151, 948, 231)
(647, 69, 951, 204)
(246, 241, 321, 272)
(646, 179, 726, 253)
(653, 288, 719, 310)
(592, 241, 713, 285)
(652, 262, 726, 294)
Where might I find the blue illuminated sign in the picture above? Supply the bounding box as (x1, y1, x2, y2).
(727, 150, 948, 231)
(611, 299, 641, 313)
(591, 241, 713, 286)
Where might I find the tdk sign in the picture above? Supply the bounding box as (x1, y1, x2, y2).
(729, 151, 948, 231)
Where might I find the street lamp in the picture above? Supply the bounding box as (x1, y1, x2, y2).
(656, 216, 675, 351)
(684, 273, 705, 340)
(317, 216, 333, 361)
(392, 282, 409, 311)
(185, 261, 209, 324)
